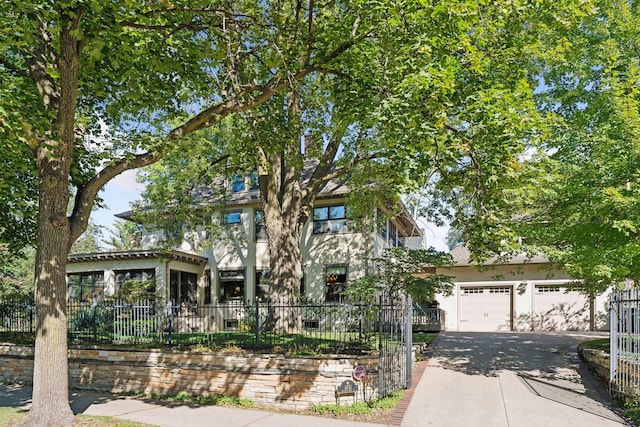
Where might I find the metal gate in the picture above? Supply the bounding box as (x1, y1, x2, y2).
(378, 293, 413, 398)
(610, 289, 640, 398)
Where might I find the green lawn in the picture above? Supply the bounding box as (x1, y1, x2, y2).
(0, 408, 155, 427)
(578, 338, 609, 352)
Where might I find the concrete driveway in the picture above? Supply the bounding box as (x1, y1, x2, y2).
(402, 332, 627, 427)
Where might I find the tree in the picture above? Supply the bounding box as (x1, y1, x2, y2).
(138, 1, 595, 325)
(1, 2, 386, 425)
(510, 0, 640, 294)
(104, 219, 142, 250)
(70, 221, 103, 253)
(344, 248, 455, 303)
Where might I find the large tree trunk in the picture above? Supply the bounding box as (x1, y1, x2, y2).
(23, 170, 75, 427)
(260, 148, 308, 332)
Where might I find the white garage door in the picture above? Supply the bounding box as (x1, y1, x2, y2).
(533, 285, 590, 331)
(458, 286, 512, 331)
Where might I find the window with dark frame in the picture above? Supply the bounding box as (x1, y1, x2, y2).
(67, 272, 105, 303)
(255, 210, 268, 240)
(313, 204, 347, 234)
(219, 269, 245, 302)
(114, 268, 156, 300)
(169, 270, 198, 305)
(325, 265, 348, 302)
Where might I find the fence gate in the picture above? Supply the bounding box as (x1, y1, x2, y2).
(610, 289, 640, 398)
(378, 293, 412, 398)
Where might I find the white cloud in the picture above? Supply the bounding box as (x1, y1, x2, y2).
(111, 169, 146, 192)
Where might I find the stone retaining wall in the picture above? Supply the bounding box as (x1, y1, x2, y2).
(578, 347, 610, 383)
(0, 344, 380, 410)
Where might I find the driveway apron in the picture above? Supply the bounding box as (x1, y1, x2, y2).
(401, 332, 627, 427)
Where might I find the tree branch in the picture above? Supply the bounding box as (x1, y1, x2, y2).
(0, 56, 29, 77)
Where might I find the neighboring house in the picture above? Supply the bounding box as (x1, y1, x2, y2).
(66, 165, 424, 311)
(432, 246, 611, 332)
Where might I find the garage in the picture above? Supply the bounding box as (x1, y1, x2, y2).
(458, 286, 512, 331)
(532, 285, 590, 331)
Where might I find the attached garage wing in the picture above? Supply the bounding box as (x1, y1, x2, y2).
(532, 285, 590, 331)
(458, 286, 512, 332)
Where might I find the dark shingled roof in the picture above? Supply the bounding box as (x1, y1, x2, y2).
(449, 245, 549, 267)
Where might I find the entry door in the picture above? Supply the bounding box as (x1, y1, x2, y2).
(458, 286, 512, 331)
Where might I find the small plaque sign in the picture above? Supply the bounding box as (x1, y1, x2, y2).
(336, 379, 358, 395)
(353, 365, 366, 381)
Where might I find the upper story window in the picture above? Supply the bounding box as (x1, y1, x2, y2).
(313, 204, 347, 234)
(232, 175, 245, 192)
(255, 210, 268, 240)
(224, 211, 242, 225)
(249, 172, 259, 190)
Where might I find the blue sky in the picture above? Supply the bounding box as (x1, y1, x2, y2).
(92, 170, 450, 251)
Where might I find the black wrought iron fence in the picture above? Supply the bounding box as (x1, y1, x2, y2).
(0, 298, 382, 353)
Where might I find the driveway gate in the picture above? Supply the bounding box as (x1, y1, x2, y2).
(378, 293, 413, 398)
(610, 289, 640, 398)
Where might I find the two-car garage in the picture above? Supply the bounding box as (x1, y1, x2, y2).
(452, 282, 597, 332)
(433, 247, 610, 332)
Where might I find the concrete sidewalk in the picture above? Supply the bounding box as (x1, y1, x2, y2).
(0, 384, 388, 427)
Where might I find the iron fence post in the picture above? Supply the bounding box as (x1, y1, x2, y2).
(92, 300, 98, 342)
(406, 295, 413, 389)
(255, 296, 260, 348)
(29, 303, 34, 334)
(166, 301, 173, 345)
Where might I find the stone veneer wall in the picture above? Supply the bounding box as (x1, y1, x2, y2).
(578, 347, 610, 384)
(0, 344, 380, 410)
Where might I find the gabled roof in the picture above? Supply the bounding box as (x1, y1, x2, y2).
(67, 249, 208, 266)
(449, 245, 549, 267)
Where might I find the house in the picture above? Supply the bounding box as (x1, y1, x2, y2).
(431, 246, 611, 332)
(66, 165, 424, 314)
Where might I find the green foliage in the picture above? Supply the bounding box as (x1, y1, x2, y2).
(506, 1, 640, 293)
(345, 248, 454, 302)
(577, 338, 609, 352)
(0, 247, 34, 298)
(70, 221, 104, 254)
(168, 391, 254, 407)
(312, 391, 403, 415)
(104, 220, 142, 250)
(115, 279, 155, 302)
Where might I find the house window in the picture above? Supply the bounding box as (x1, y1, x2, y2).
(325, 265, 348, 302)
(224, 210, 242, 225)
(249, 172, 259, 190)
(219, 269, 245, 302)
(255, 210, 268, 240)
(388, 221, 398, 247)
(313, 204, 347, 234)
(114, 269, 156, 300)
(232, 175, 245, 192)
(67, 272, 105, 303)
(170, 270, 198, 305)
(255, 269, 269, 302)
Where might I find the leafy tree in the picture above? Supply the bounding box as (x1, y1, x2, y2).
(140, 0, 591, 321)
(0, 246, 35, 298)
(69, 221, 103, 253)
(1, 1, 385, 424)
(510, 0, 640, 294)
(104, 219, 142, 250)
(344, 248, 455, 303)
